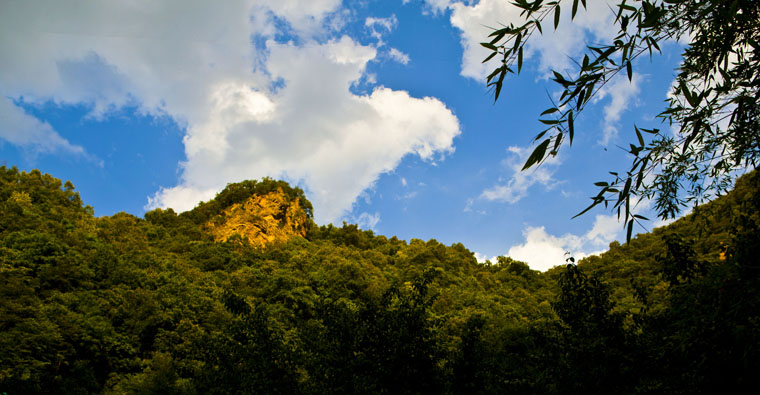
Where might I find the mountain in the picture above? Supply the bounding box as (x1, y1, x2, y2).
(1, 165, 758, 394)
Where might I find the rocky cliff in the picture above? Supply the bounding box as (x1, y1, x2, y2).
(204, 188, 309, 247)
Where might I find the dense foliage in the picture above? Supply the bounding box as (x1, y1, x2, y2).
(1, 166, 758, 393)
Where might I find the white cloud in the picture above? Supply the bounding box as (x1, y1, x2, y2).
(480, 145, 561, 203)
(0, 1, 461, 224)
(146, 185, 218, 214)
(463, 197, 486, 214)
(365, 14, 398, 46)
(354, 211, 381, 231)
(0, 97, 85, 156)
(157, 37, 460, 224)
(364, 15, 409, 65)
(474, 251, 497, 264)
(508, 227, 581, 271)
(585, 214, 622, 247)
(388, 47, 411, 65)
(595, 74, 643, 145)
(256, 0, 344, 37)
(430, 0, 617, 80)
(507, 214, 622, 271)
(398, 191, 418, 200)
(419, 0, 455, 14)
(463, 197, 473, 212)
(366, 15, 398, 34)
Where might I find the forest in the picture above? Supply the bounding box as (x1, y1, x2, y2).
(1, 165, 758, 394)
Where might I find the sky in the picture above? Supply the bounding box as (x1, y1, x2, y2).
(0, 0, 685, 271)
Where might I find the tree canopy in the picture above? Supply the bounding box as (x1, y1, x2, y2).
(2, 166, 759, 393)
(482, 0, 760, 240)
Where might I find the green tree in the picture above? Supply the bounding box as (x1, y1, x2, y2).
(192, 290, 299, 395)
(298, 269, 443, 394)
(552, 264, 632, 394)
(482, 0, 759, 239)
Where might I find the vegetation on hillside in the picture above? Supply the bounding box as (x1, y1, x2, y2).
(1, 165, 758, 393)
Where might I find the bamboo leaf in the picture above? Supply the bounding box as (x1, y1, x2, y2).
(518, 46, 524, 73)
(679, 80, 699, 107)
(480, 42, 498, 51)
(539, 119, 561, 125)
(572, 0, 579, 19)
(522, 138, 551, 170)
(482, 51, 498, 63)
(568, 110, 575, 145)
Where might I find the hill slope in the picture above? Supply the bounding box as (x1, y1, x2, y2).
(1, 166, 758, 393)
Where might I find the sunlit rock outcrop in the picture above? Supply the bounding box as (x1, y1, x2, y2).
(204, 188, 309, 247)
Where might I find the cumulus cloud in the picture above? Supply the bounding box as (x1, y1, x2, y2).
(508, 214, 622, 271)
(0, 0, 461, 224)
(480, 145, 561, 204)
(159, 34, 460, 224)
(508, 227, 581, 271)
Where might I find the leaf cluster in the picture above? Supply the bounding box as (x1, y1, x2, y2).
(483, 0, 760, 241)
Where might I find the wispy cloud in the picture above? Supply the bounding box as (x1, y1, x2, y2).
(354, 211, 381, 231)
(388, 47, 411, 65)
(480, 145, 561, 204)
(0, 97, 85, 156)
(595, 74, 644, 145)
(365, 15, 398, 42)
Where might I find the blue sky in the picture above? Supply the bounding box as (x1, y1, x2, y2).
(0, 0, 684, 270)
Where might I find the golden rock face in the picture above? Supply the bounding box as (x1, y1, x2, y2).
(204, 189, 309, 247)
